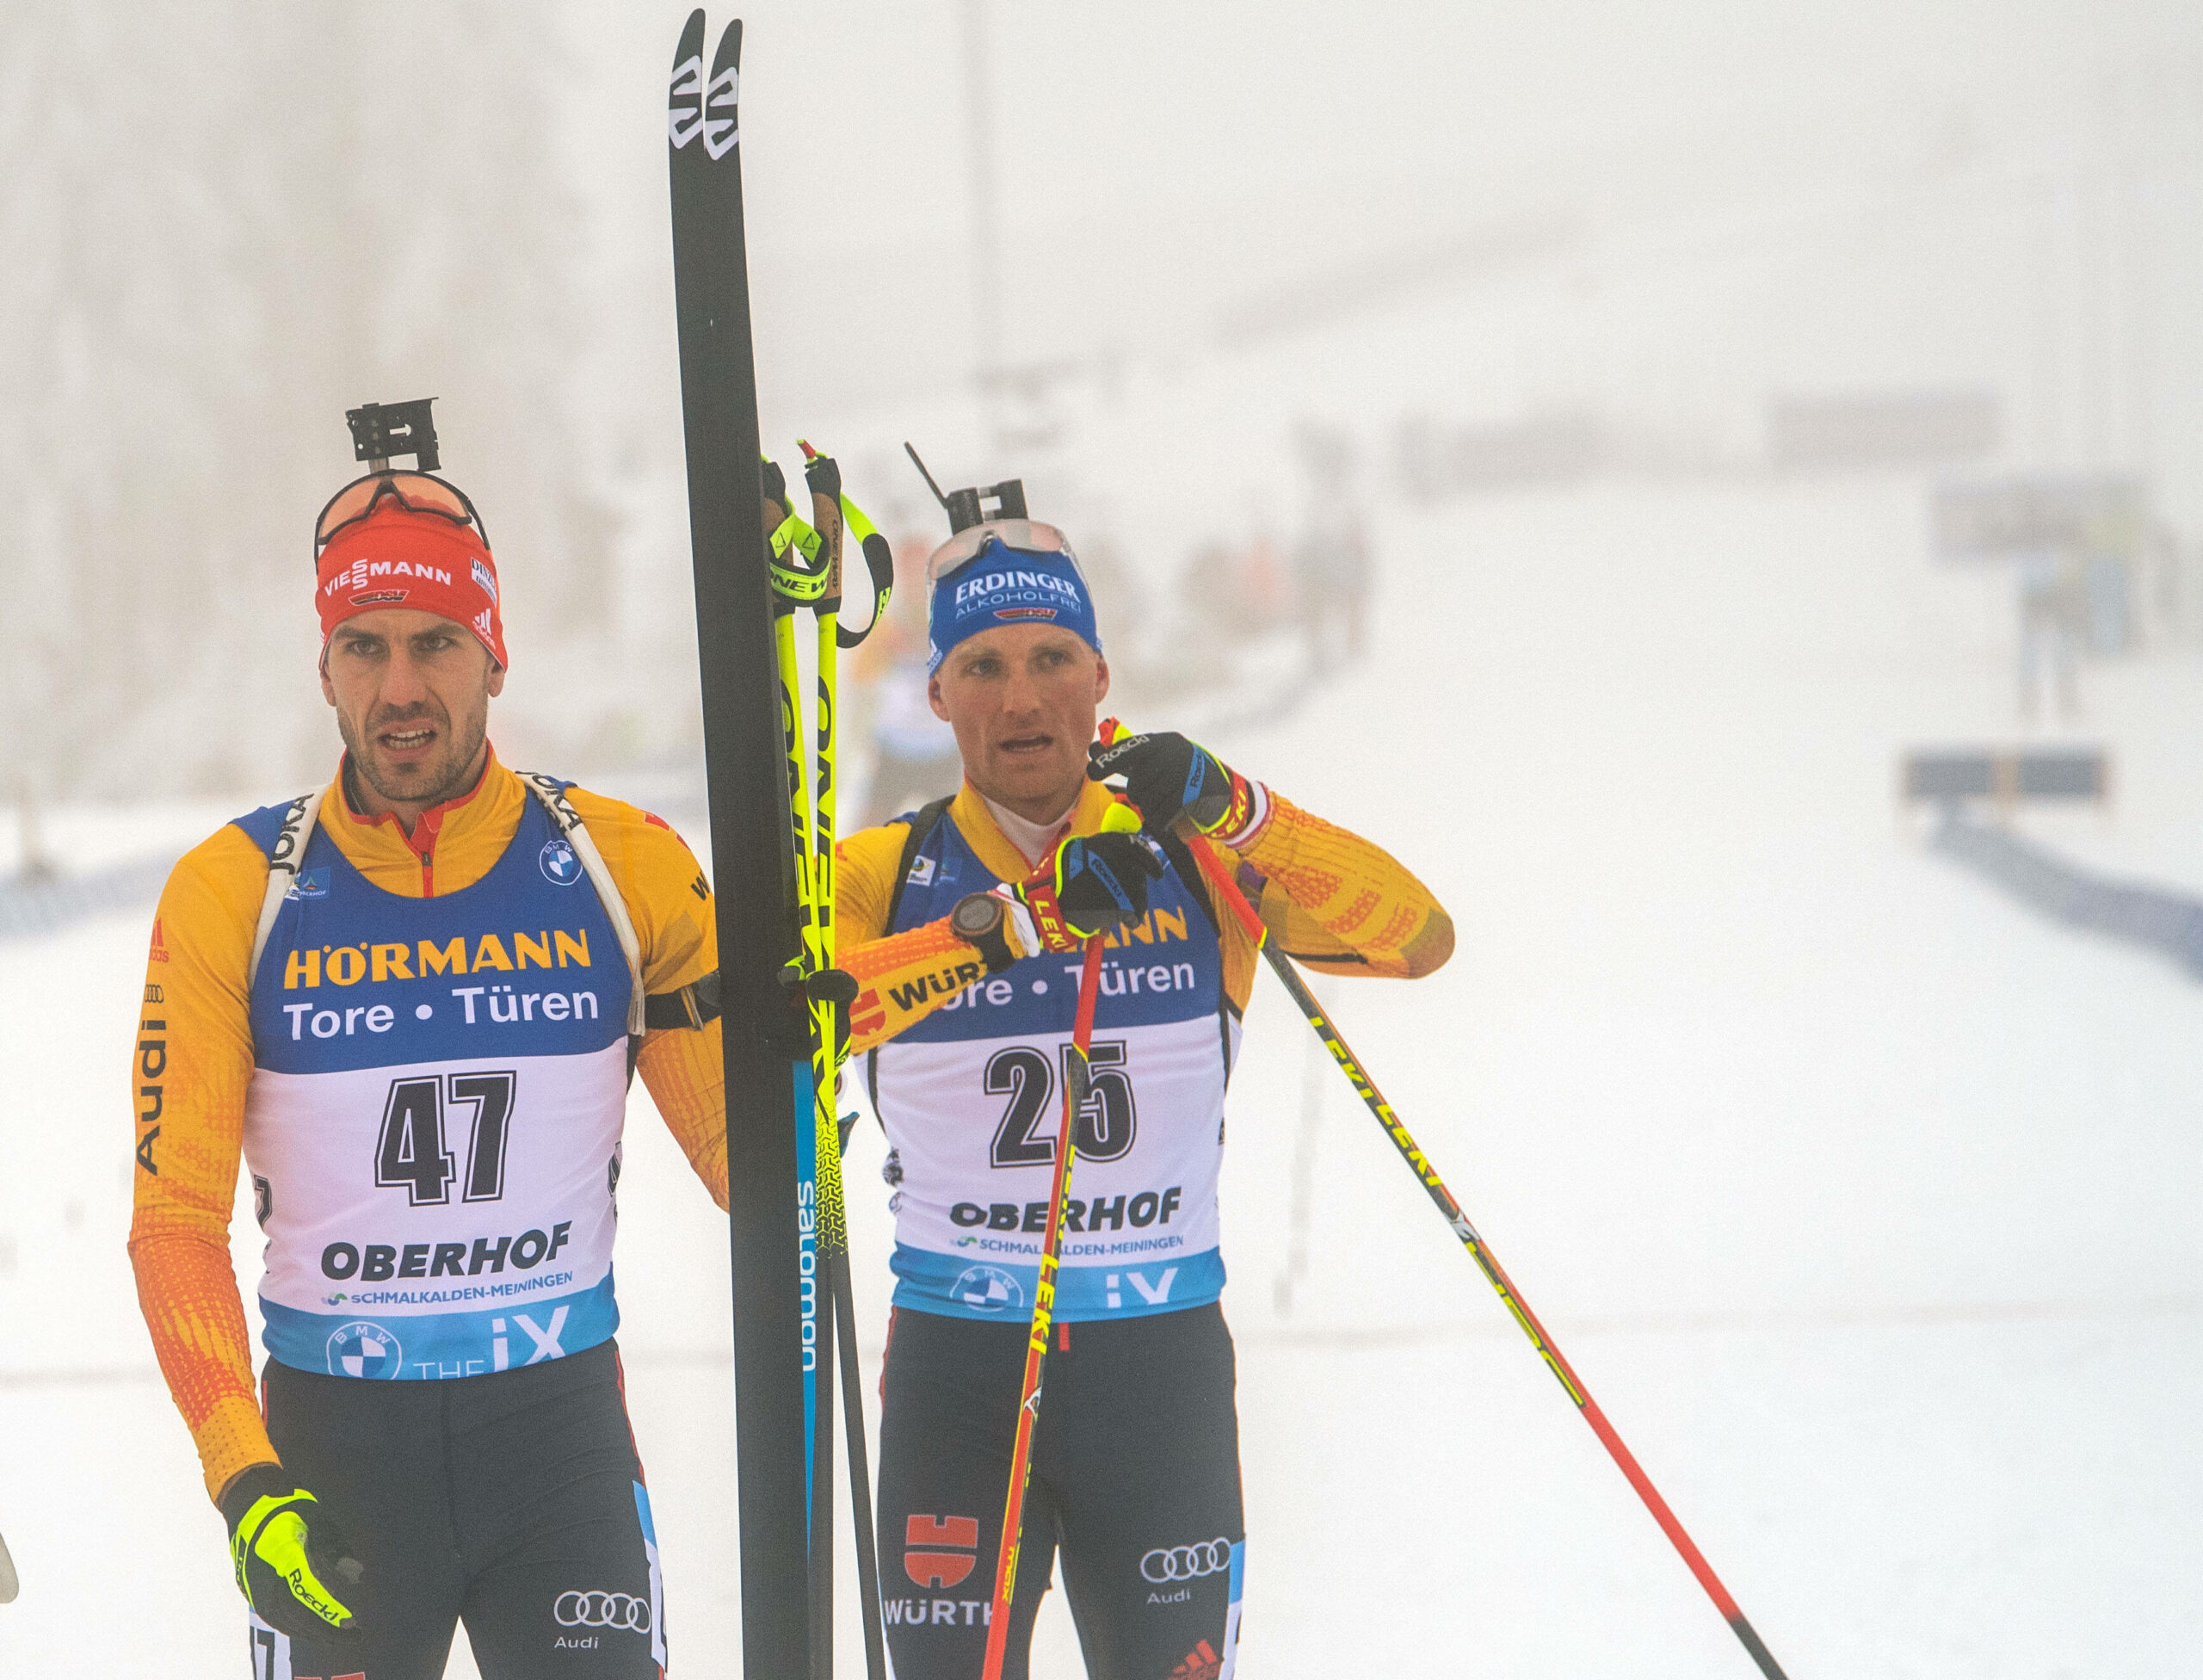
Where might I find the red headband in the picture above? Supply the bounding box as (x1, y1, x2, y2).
(316, 504, 508, 669)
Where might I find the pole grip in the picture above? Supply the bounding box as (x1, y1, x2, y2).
(1095, 716, 1270, 947)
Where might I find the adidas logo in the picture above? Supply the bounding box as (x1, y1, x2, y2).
(1167, 1640, 1223, 1680)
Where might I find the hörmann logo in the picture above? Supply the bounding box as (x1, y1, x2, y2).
(282, 929, 593, 989)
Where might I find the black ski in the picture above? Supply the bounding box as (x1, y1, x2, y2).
(667, 15, 811, 1677)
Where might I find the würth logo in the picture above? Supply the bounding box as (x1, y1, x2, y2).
(851, 986, 886, 1040)
(904, 1514, 978, 1589)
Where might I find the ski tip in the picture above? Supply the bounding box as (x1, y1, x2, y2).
(667, 14, 738, 161)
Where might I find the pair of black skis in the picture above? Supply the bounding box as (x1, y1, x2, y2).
(667, 15, 885, 1679)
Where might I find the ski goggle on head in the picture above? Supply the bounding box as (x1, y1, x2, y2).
(924, 519, 1104, 674)
(313, 470, 490, 559)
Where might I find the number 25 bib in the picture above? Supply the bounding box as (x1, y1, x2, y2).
(868, 814, 1239, 1324)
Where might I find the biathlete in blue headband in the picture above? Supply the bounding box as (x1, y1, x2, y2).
(833, 510, 1456, 1680)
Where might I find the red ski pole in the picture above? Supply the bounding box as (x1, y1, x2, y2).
(979, 914, 1110, 1679)
(1095, 720, 1790, 1677)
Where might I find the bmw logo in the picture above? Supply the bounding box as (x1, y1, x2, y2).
(950, 1265, 1023, 1313)
(325, 1321, 404, 1379)
(540, 837, 583, 886)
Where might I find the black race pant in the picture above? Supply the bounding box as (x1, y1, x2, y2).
(877, 1304, 1245, 1680)
(254, 1339, 665, 1680)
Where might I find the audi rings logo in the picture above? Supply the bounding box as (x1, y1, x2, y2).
(555, 1590, 652, 1632)
(1140, 1537, 1232, 1584)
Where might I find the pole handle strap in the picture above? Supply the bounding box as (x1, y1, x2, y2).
(835, 494, 896, 649)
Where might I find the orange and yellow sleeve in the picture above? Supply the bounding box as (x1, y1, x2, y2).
(837, 818, 999, 1057)
(127, 825, 280, 1504)
(1231, 793, 1453, 980)
(832, 781, 1449, 1057)
(568, 789, 729, 1212)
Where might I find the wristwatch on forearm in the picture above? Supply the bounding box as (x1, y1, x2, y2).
(952, 890, 1027, 975)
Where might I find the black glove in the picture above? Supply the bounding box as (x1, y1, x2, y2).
(220, 1463, 365, 1642)
(771, 961, 856, 1060)
(1012, 825, 1166, 950)
(1088, 726, 1258, 842)
(761, 456, 790, 520)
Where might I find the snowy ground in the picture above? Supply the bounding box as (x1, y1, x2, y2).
(4, 467, 2202, 1675)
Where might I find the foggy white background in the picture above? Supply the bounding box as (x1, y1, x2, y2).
(9, 0, 2203, 794)
(5, 2, 2203, 1674)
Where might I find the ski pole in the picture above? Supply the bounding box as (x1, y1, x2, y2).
(981, 865, 1124, 1680)
(1090, 713, 1790, 1677)
(1184, 831, 1791, 1680)
(762, 458, 836, 1675)
(796, 441, 891, 1680)
(829, 1242, 886, 1680)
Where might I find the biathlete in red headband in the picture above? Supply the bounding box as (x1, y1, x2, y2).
(129, 399, 735, 1675)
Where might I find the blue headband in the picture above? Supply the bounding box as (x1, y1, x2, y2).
(926, 535, 1103, 674)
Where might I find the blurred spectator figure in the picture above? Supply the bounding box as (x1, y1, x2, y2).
(10, 779, 56, 886)
(2016, 547, 2085, 724)
(855, 535, 965, 826)
(1176, 534, 1292, 647)
(1066, 528, 1146, 658)
(1293, 423, 1371, 669)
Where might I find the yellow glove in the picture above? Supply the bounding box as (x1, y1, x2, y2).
(220, 1465, 365, 1641)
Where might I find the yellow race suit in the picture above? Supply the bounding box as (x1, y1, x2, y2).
(837, 778, 1452, 1323)
(129, 750, 729, 1504)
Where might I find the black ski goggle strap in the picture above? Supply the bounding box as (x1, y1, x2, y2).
(314, 471, 490, 558)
